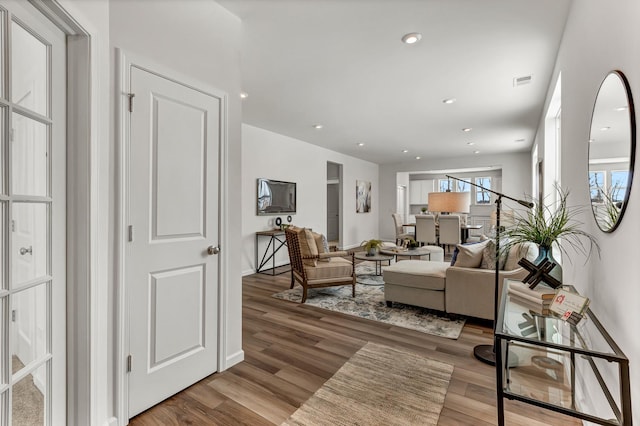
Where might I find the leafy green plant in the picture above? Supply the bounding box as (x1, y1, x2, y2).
(501, 186, 600, 261)
(361, 239, 383, 255)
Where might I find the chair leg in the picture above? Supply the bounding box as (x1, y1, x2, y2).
(301, 286, 308, 303)
(386, 301, 392, 308)
(290, 272, 295, 289)
(351, 282, 356, 297)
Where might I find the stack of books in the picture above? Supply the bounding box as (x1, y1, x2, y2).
(507, 280, 556, 315)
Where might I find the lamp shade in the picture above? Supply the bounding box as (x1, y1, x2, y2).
(428, 192, 470, 213)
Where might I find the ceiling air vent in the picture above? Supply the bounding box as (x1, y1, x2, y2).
(513, 75, 532, 87)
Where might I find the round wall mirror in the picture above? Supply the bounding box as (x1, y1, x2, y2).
(588, 71, 636, 232)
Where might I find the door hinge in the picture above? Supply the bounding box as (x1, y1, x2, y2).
(127, 93, 135, 112)
(11, 310, 16, 322)
(11, 220, 15, 232)
(128, 225, 134, 242)
(126, 355, 132, 373)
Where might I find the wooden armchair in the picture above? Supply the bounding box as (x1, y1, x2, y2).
(284, 227, 355, 303)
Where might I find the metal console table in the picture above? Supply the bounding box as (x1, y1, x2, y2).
(495, 280, 632, 425)
(255, 230, 290, 275)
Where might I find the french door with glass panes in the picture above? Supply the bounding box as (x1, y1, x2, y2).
(0, 1, 66, 425)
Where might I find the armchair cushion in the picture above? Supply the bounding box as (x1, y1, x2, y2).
(305, 257, 353, 280)
(298, 228, 319, 266)
(480, 239, 508, 270)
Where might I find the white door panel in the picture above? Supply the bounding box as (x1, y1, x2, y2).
(127, 66, 220, 417)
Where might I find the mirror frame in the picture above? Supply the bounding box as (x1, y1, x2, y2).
(588, 70, 636, 233)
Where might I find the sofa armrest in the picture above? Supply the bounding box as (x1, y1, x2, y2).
(445, 266, 528, 320)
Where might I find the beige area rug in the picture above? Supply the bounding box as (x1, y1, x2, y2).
(282, 342, 453, 426)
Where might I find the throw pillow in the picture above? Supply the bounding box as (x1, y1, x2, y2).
(298, 228, 319, 266)
(450, 240, 485, 266)
(503, 242, 539, 271)
(453, 239, 490, 268)
(480, 239, 508, 270)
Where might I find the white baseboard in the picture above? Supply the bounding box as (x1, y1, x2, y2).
(225, 349, 244, 369)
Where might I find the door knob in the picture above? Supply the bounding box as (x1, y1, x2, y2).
(20, 246, 33, 255)
(207, 246, 220, 255)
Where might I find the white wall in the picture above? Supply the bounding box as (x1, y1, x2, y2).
(538, 0, 640, 422)
(242, 124, 379, 275)
(379, 152, 531, 241)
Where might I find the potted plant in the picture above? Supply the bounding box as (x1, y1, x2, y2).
(403, 237, 420, 249)
(420, 207, 427, 214)
(361, 239, 383, 256)
(501, 186, 600, 284)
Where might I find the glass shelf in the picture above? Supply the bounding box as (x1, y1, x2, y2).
(495, 280, 631, 426)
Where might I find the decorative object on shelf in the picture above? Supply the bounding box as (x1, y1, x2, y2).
(517, 258, 562, 290)
(274, 217, 282, 227)
(549, 288, 590, 325)
(356, 180, 372, 213)
(588, 70, 636, 233)
(402, 237, 419, 249)
(421, 207, 427, 214)
(361, 239, 383, 256)
(501, 186, 600, 287)
(287, 215, 292, 223)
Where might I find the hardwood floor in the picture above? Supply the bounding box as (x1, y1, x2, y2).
(130, 271, 581, 425)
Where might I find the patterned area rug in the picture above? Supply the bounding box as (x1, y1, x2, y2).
(272, 281, 465, 340)
(355, 261, 385, 285)
(282, 342, 453, 426)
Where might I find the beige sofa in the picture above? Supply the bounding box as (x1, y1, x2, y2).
(383, 242, 538, 321)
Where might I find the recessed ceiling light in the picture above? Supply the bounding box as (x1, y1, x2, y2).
(402, 149, 409, 153)
(240, 91, 248, 99)
(357, 142, 365, 147)
(467, 142, 475, 146)
(415, 156, 421, 160)
(515, 138, 526, 143)
(313, 124, 323, 129)
(442, 98, 456, 104)
(401, 32, 422, 44)
(600, 126, 610, 131)
(615, 106, 628, 111)
(462, 128, 472, 132)
(473, 150, 480, 154)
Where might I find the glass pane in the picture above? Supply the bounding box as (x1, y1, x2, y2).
(12, 362, 47, 426)
(0, 391, 7, 426)
(11, 203, 47, 286)
(11, 284, 47, 375)
(11, 21, 48, 117)
(11, 113, 48, 197)
(1, 201, 5, 291)
(0, 297, 5, 385)
(0, 106, 5, 195)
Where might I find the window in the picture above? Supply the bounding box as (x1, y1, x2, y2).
(475, 177, 491, 204)
(589, 171, 605, 203)
(456, 179, 471, 193)
(438, 178, 452, 192)
(610, 170, 629, 203)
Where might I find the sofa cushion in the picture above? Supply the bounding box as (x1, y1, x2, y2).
(453, 239, 490, 268)
(480, 239, 508, 270)
(451, 240, 485, 265)
(383, 260, 448, 291)
(503, 242, 539, 271)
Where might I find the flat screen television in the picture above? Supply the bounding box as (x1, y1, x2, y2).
(257, 178, 297, 215)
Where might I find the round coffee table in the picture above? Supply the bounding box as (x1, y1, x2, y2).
(380, 247, 433, 261)
(354, 252, 393, 275)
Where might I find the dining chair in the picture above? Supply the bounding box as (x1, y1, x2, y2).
(392, 213, 414, 245)
(438, 214, 461, 252)
(415, 214, 437, 245)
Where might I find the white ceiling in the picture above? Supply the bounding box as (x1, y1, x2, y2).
(217, 0, 573, 165)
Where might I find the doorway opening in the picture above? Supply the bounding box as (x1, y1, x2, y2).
(326, 162, 342, 250)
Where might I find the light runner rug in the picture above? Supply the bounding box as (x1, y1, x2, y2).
(282, 342, 454, 426)
(272, 284, 465, 339)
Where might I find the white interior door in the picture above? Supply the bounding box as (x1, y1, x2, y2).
(1, 0, 66, 424)
(127, 66, 221, 417)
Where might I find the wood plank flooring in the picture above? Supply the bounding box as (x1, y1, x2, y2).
(130, 272, 581, 425)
